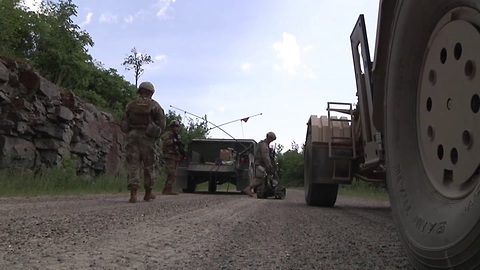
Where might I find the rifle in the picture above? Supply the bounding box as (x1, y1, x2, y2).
(173, 132, 186, 158)
(269, 144, 279, 180)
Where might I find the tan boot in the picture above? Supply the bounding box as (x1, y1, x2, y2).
(243, 186, 254, 197)
(144, 189, 156, 201)
(162, 186, 179, 195)
(129, 189, 137, 203)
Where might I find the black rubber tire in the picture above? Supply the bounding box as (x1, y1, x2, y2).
(304, 125, 339, 207)
(182, 177, 196, 193)
(208, 179, 217, 193)
(182, 187, 196, 193)
(385, 1, 480, 269)
(305, 183, 338, 207)
(256, 183, 266, 199)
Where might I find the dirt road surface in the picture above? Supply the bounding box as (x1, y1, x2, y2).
(0, 189, 413, 270)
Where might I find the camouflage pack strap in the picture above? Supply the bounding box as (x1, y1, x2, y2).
(130, 124, 148, 130)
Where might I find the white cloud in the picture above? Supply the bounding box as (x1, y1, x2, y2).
(80, 12, 94, 26)
(155, 0, 177, 19)
(217, 106, 225, 113)
(206, 110, 215, 117)
(99, 12, 118, 23)
(155, 55, 167, 61)
(273, 32, 301, 75)
(306, 69, 318, 79)
(22, 0, 40, 12)
(124, 10, 149, 24)
(303, 45, 314, 53)
(124, 15, 134, 24)
(241, 63, 252, 72)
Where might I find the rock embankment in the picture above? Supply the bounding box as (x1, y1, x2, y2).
(0, 56, 125, 178)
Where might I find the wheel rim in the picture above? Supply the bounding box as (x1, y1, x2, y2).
(418, 7, 480, 199)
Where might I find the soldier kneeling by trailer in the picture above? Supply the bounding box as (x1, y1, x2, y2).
(244, 132, 285, 199)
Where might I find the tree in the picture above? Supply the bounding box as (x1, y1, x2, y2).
(0, 0, 37, 59)
(0, 0, 136, 117)
(31, 0, 94, 87)
(122, 47, 154, 88)
(165, 110, 209, 145)
(276, 141, 304, 187)
(275, 144, 284, 155)
(80, 64, 136, 117)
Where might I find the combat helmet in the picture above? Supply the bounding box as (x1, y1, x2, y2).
(266, 131, 277, 140)
(138, 81, 155, 93)
(170, 120, 180, 127)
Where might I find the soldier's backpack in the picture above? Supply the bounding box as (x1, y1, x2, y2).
(127, 98, 152, 125)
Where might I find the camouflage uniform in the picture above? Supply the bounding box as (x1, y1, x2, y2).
(125, 96, 165, 192)
(161, 130, 181, 189)
(252, 139, 274, 188)
(243, 131, 276, 197)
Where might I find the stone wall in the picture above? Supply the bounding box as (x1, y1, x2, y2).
(0, 56, 126, 178)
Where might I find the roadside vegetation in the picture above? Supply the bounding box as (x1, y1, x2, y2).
(339, 180, 389, 200)
(0, 163, 169, 197)
(0, 151, 388, 200)
(0, 157, 388, 200)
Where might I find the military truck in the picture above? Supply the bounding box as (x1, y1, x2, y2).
(304, 0, 480, 268)
(176, 138, 256, 193)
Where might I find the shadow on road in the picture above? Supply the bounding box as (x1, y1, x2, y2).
(186, 191, 244, 196)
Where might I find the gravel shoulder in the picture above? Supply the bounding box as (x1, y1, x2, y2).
(0, 189, 413, 270)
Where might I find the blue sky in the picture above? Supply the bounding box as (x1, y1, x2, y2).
(26, 0, 379, 151)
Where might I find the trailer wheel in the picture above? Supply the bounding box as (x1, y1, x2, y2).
(208, 179, 217, 193)
(385, 1, 480, 268)
(182, 176, 196, 193)
(304, 126, 338, 207)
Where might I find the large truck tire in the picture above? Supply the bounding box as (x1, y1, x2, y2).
(385, 1, 480, 269)
(304, 128, 339, 207)
(305, 183, 339, 207)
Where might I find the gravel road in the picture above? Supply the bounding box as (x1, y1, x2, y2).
(0, 189, 413, 270)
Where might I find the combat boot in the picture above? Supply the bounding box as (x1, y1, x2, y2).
(129, 189, 137, 203)
(243, 186, 254, 197)
(144, 189, 156, 201)
(162, 186, 179, 195)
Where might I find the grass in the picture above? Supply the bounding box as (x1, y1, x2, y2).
(0, 160, 168, 197)
(0, 161, 389, 201)
(338, 179, 389, 200)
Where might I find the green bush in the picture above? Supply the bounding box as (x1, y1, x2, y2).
(0, 160, 167, 197)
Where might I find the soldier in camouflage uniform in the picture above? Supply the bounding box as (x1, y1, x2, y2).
(123, 81, 166, 203)
(161, 120, 183, 195)
(243, 131, 277, 197)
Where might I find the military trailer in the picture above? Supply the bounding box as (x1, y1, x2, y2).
(304, 0, 480, 268)
(176, 138, 256, 193)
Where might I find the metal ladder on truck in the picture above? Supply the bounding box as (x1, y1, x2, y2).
(327, 102, 356, 182)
